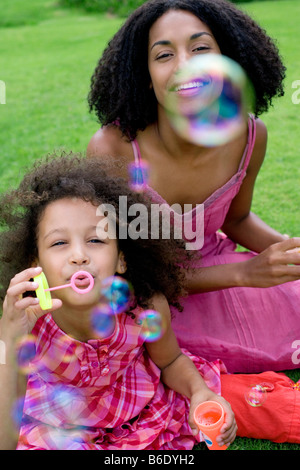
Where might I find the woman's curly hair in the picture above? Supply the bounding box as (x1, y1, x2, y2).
(0, 152, 192, 313)
(88, 0, 286, 140)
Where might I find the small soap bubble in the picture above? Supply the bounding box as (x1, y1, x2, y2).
(100, 276, 132, 315)
(165, 53, 255, 147)
(46, 385, 84, 424)
(11, 396, 25, 428)
(16, 334, 36, 374)
(44, 427, 85, 450)
(128, 160, 149, 192)
(138, 310, 166, 342)
(244, 384, 267, 407)
(91, 307, 116, 339)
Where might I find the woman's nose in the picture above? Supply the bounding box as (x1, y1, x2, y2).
(177, 49, 191, 69)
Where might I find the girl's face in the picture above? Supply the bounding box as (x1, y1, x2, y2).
(148, 9, 221, 112)
(35, 197, 125, 311)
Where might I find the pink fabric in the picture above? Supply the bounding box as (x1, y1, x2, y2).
(17, 311, 226, 450)
(131, 116, 300, 373)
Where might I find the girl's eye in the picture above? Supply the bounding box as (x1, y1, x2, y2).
(88, 238, 104, 244)
(51, 241, 66, 247)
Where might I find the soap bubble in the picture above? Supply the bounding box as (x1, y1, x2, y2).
(138, 310, 166, 342)
(11, 396, 25, 428)
(128, 159, 150, 192)
(91, 307, 116, 339)
(244, 384, 267, 407)
(44, 427, 85, 450)
(16, 334, 36, 374)
(165, 54, 255, 147)
(100, 276, 132, 315)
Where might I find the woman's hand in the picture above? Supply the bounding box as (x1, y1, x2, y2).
(1, 267, 62, 341)
(189, 390, 237, 447)
(239, 237, 300, 288)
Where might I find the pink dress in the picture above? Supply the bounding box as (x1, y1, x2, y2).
(17, 311, 226, 450)
(131, 116, 300, 373)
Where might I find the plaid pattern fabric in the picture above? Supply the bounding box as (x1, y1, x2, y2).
(17, 312, 226, 450)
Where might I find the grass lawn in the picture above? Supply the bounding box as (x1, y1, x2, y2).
(0, 0, 299, 451)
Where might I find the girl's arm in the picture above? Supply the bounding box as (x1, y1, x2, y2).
(0, 267, 62, 449)
(0, 332, 27, 450)
(145, 295, 237, 446)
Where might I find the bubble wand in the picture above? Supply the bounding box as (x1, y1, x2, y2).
(33, 271, 94, 310)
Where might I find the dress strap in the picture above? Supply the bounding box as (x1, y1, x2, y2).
(131, 139, 142, 165)
(131, 115, 256, 176)
(238, 114, 256, 174)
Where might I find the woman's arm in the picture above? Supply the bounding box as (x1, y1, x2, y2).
(145, 295, 237, 445)
(221, 119, 288, 252)
(186, 237, 300, 293)
(187, 119, 300, 292)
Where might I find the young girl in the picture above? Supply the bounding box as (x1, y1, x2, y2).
(0, 153, 236, 450)
(87, 0, 300, 374)
(0, 154, 299, 450)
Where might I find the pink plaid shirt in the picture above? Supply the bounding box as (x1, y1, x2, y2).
(17, 311, 226, 450)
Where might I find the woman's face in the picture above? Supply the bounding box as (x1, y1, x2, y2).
(148, 9, 221, 112)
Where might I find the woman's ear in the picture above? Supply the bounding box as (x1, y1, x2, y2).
(116, 252, 127, 274)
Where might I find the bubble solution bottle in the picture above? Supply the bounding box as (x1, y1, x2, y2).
(194, 401, 228, 450)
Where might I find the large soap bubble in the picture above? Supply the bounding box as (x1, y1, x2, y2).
(138, 310, 167, 342)
(165, 54, 255, 147)
(99, 276, 133, 315)
(244, 384, 267, 407)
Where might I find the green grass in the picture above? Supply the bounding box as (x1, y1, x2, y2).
(0, 0, 299, 451)
(0, 1, 123, 191)
(239, 0, 300, 237)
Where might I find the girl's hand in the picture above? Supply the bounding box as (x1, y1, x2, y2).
(189, 391, 237, 447)
(1, 267, 62, 341)
(240, 237, 300, 288)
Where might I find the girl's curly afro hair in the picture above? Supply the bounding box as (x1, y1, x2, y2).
(0, 152, 193, 314)
(89, 0, 286, 140)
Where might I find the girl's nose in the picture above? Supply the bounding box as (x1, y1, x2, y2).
(69, 246, 90, 266)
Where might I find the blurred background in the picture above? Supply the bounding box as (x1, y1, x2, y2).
(0, 0, 299, 237)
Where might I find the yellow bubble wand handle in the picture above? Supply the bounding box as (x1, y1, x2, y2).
(33, 272, 52, 310)
(33, 271, 94, 310)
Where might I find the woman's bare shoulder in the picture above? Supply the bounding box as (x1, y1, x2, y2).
(87, 125, 133, 160)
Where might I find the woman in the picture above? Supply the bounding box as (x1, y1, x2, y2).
(87, 0, 300, 373)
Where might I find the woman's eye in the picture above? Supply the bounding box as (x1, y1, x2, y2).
(193, 46, 210, 52)
(156, 52, 173, 60)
